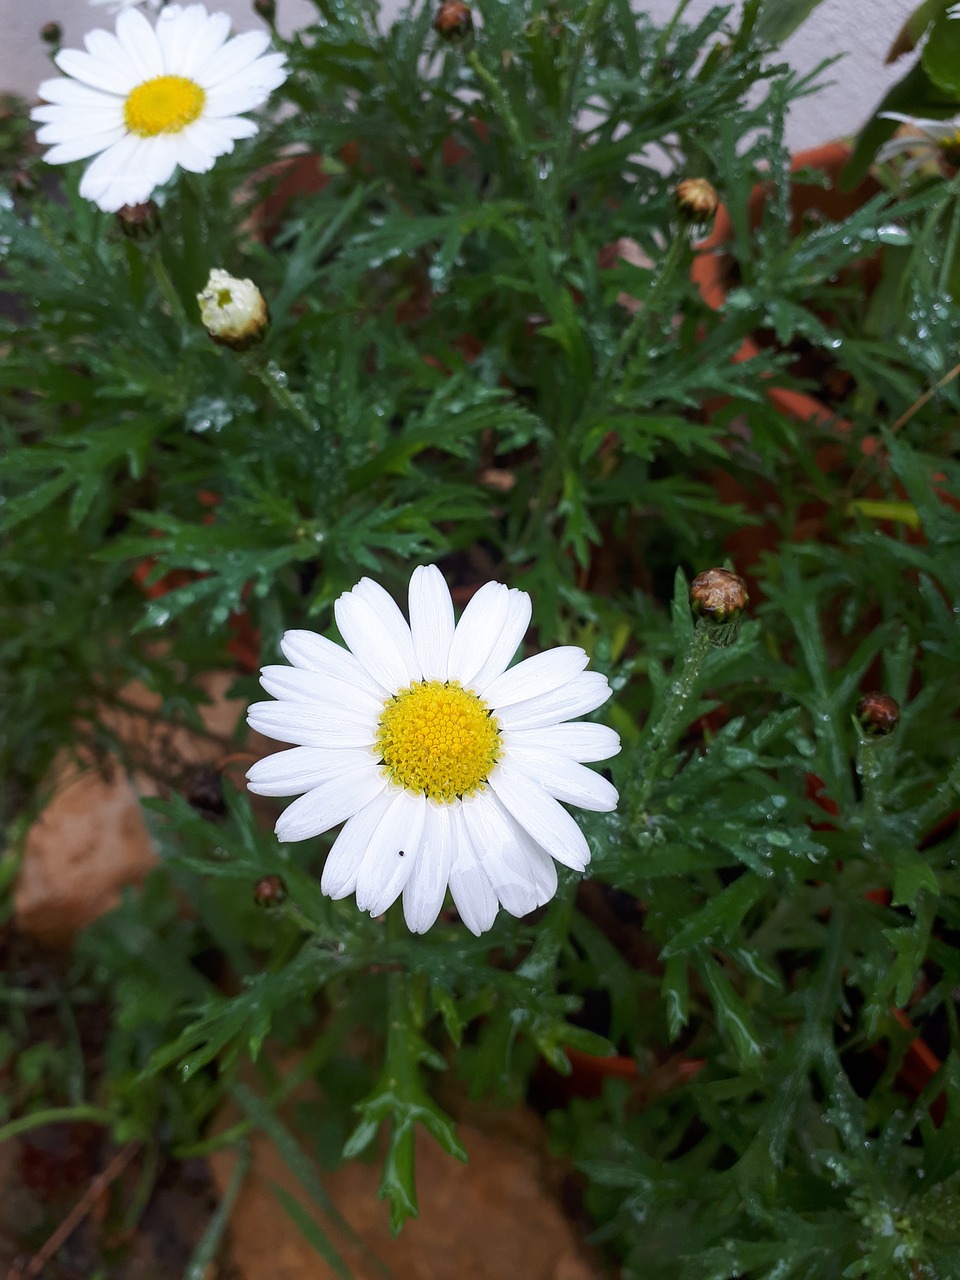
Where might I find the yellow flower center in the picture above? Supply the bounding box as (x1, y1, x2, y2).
(124, 75, 205, 137)
(376, 680, 501, 803)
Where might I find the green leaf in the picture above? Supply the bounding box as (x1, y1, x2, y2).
(923, 6, 960, 94)
(754, 0, 829, 46)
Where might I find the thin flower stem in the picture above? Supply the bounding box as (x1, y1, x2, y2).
(638, 622, 713, 804)
(913, 751, 960, 842)
(147, 250, 190, 327)
(855, 733, 892, 825)
(609, 229, 689, 400)
(889, 359, 960, 434)
(243, 356, 319, 433)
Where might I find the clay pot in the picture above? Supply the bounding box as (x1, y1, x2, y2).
(691, 141, 883, 432)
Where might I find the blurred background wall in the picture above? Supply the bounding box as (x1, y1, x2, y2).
(3, 0, 915, 150)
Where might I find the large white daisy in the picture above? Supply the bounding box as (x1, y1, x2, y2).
(31, 4, 288, 212)
(246, 566, 620, 936)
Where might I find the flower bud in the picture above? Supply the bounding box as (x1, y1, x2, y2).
(433, 0, 473, 42)
(675, 177, 719, 221)
(856, 692, 900, 737)
(197, 268, 269, 350)
(253, 0, 276, 22)
(115, 200, 161, 239)
(689, 568, 748, 647)
(254, 874, 287, 907)
(40, 21, 62, 46)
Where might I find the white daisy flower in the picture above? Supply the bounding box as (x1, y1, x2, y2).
(31, 4, 288, 213)
(246, 566, 621, 936)
(876, 112, 960, 177)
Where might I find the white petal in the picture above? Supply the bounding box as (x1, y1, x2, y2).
(84, 27, 140, 87)
(279, 630, 383, 696)
(335, 581, 419, 692)
(115, 7, 165, 80)
(170, 134, 216, 173)
(79, 133, 155, 210)
(275, 769, 386, 843)
(42, 129, 127, 165)
(257, 665, 383, 716)
(204, 84, 272, 118)
(460, 793, 549, 919)
(35, 77, 120, 109)
(505, 722, 621, 763)
(246, 746, 377, 797)
(506, 745, 619, 811)
(204, 115, 258, 142)
(447, 806, 499, 935)
(160, 6, 231, 78)
(35, 105, 124, 136)
(135, 132, 179, 189)
(408, 565, 454, 681)
(483, 646, 589, 710)
(468, 589, 532, 691)
(321, 789, 394, 899)
(447, 582, 510, 686)
(355, 790, 425, 916)
(246, 699, 377, 749)
(196, 30, 272, 88)
(55, 48, 137, 94)
(488, 765, 590, 871)
(403, 802, 455, 933)
(496, 671, 612, 732)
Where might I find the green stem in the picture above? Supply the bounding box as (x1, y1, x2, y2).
(912, 751, 960, 844)
(638, 622, 713, 805)
(608, 229, 689, 400)
(147, 250, 190, 328)
(0, 1104, 113, 1145)
(242, 355, 319, 434)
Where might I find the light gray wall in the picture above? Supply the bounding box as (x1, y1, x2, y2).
(5, 0, 915, 150)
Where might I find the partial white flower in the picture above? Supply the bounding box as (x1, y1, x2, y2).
(948, 2, 960, 18)
(197, 267, 268, 346)
(247, 567, 621, 936)
(31, 4, 288, 212)
(89, 0, 164, 13)
(877, 112, 960, 178)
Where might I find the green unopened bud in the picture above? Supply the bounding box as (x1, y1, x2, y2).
(689, 567, 748, 647)
(433, 0, 473, 42)
(254, 874, 286, 907)
(675, 177, 719, 221)
(40, 21, 62, 46)
(197, 268, 269, 350)
(115, 200, 161, 239)
(856, 692, 900, 737)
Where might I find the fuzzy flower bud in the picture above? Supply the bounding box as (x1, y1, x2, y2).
(856, 692, 900, 737)
(115, 200, 160, 239)
(254, 875, 287, 907)
(689, 568, 748, 647)
(40, 21, 62, 46)
(197, 268, 269, 350)
(675, 177, 719, 221)
(433, 0, 473, 41)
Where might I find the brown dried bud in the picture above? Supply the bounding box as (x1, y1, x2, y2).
(254, 875, 287, 907)
(115, 200, 161, 239)
(433, 0, 473, 41)
(689, 568, 749, 625)
(12, 169, 37, 197)
(856, 692, 900, 737)
(675, 177, 719, 221)
(40, 21, 62, 46)
(253, 0, 276, 22)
